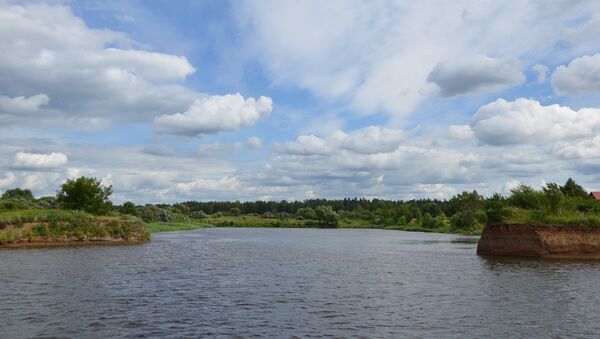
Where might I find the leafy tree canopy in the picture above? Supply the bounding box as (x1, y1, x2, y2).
(560, 178, 588, 198)
(56, 176, 113, 215)
(1, 188, 34, 201)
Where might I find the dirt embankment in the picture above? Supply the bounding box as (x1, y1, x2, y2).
(477, 224, 600, 258)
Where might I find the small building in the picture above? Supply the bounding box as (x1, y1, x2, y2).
(590, 192, 600, 200)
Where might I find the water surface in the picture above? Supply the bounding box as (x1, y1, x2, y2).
(1, 228, 599, 338)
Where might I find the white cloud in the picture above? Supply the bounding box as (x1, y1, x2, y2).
(448, 125, 475, 140)
(470, 98, 600, 145)
(555, 136, 600, 159)
(13, 152, 68, 169)
(235, 1, 597, 118)
(176, 176, 240, 195)
(427, 55, 524, 96)
(552, 53, 600, 95)
(276, 126, 404, 155)
(0, 172, 17, 188)
(414, 183, 456, 200)
(0, 3, 269, 129)
(66, 167, 96, 179)
(531, 64, 548, 83)
(0, 94, 49, 113)
(154, 93, 273, 136)
(501, 179, 521, 194)
(247, 137, 262, 149)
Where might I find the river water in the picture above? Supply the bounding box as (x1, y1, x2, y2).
(1, 228, 599, 338)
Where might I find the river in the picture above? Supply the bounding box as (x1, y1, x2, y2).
(1, 228, 599, 338)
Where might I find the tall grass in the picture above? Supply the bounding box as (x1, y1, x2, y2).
(0, 209, 149, 244)
(496, 207, 600, 227)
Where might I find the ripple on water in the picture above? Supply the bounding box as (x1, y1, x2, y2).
(1, 228, 600, 337)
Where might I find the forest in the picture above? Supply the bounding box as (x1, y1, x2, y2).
(2, 177, 599, 235)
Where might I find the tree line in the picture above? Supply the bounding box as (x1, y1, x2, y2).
(1, 177, 599, 230)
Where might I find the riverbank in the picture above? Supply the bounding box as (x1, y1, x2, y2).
(0, 210, 150, 248)
(147, 215, 482, 235)
(477, 223, 600, 258)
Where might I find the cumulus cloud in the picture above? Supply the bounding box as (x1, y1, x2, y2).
(427, 55, 524, 96)
(235, 1, 597, 118)
(0, 3, 272, 129)
(531, 64, 548, 83)
(501, 179, 521, 194)
(13, 152, 68, 169)
(154, 94, 273, 136)
(176, 176, 240, 195)
(555, 136, 600, 159)
(247, 137, 262, 149)
(0, 94, 49, 113)
(413, 183, 456, 200)
(470, 98, 600, 145)
(0, 172, 17, 188)
(276, 126, 404, 155)
(552, 54, 600, 95)
(448, 125, 475, 140)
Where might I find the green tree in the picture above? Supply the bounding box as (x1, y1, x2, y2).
(57, 177, 113, 215)
(421, 202, 442, 217)
(1, 188, 34, 201)
(436, 213, 450, 228)
(315, 205, 340, 228)
(509, 184, 545, 210)
(485, 193, 509, 223)
(230, 207, 242, 216)
(121, 201, 138, 216)
(297, 207, 317, 220)
(560, 178, 588, 198)
(543, 182, 564, 215)
(451, 210, 477, 229)
(448, 191, 485, 215)
(422, 212, 436, 228)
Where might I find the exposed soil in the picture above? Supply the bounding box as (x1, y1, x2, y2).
(477, 224, 600, 258)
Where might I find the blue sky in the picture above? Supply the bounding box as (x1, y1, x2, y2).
(2, 0, 600, 203)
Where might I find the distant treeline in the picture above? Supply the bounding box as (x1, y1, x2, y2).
(2, 177, 600, 231)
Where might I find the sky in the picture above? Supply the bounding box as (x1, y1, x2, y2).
(2, 0, 600, 203)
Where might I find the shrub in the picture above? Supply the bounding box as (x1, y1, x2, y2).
(57, 177, 113, 215)
(1, 188, 34, 201)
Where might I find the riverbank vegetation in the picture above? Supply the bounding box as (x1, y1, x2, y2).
(0, 178, 149, 245)
(2, 177, 600, 242)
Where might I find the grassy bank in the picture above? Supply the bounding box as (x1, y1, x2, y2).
(496, 207, 600, 228)
(0, 209, 150, 245)
(157, 215, 482, 235)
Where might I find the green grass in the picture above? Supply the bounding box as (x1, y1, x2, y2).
(0, 209, 149, 244)
(145, 221, 212, 233)
(500, 207, 600, 227)
(181, 215, 482, 235)
(0, 209, 89, 229)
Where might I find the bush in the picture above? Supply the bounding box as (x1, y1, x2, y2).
(190, 210, 208, 219)
(315, 205, 339, 228)
(509, 184, 545, 210)
(57, 177, 113, 215)
(1, 188, 34, 201)
(120, 201, 138, 216)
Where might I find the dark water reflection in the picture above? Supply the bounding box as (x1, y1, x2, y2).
(1, 228, 599, 338)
